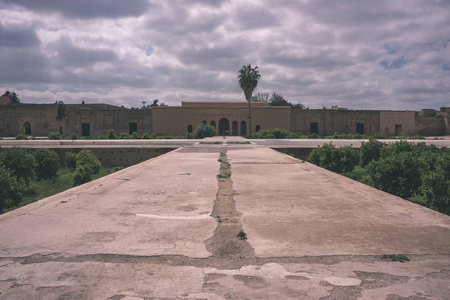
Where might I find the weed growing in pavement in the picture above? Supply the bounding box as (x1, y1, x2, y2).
(237, 230, 247, 240)
(381, 254, 410, 262)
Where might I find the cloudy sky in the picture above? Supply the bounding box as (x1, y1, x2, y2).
(0, 0, 449, 110)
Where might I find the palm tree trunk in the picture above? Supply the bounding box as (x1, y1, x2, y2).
(248, 100, 252, 138)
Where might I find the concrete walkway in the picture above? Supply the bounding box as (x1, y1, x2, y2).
(0, 138, 449, 299)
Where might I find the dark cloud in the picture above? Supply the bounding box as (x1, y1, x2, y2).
(0, 23, 40, 48)
(0, 48, 50, 84)
(1, 0, 150, 19)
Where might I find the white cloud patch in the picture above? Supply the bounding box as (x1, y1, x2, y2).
(0, 0, 449, 110)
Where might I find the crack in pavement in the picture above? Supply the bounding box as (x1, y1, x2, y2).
(205, 148, 255, 261)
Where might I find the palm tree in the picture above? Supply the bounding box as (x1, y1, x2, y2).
(238, 64, 260, 138)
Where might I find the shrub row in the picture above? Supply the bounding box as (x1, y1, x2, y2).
(307, 140, 450, 214)
(250, 128, 421, 140)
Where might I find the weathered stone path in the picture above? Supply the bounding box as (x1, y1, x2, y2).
(0, 137, 449, 299)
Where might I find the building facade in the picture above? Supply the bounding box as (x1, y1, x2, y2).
(0, 100, 448, 137)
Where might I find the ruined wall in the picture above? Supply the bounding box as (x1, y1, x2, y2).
(63, 105, 152, 137)
(415, 109, 445, 136)
(0, 103, 64, 137)
(290, 109, 380, 136)
(0, 103, 152, 138)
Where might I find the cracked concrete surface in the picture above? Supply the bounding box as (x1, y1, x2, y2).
(0, 137, 449, 299)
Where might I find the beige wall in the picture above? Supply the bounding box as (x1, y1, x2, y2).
(152, 105, 290, 136)
(379, 111, 415, 135)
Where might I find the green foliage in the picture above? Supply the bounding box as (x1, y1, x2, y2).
(119, 132, 131, 139)
(344, 165, 368, 182)
(186, 132, 193, 139)
(142, 133, 155, 139)
(111, 166, 124, 173)
(0, 147, 36, 186)
(420, 152, 450, 214)
(34, 148, 59, 180)
(48, 131, 63, 140)
(0, 164, 26, 211)
(238, 64, 260, 101)
(73, 164, 93, 186)
(398, 125, 424, 139)
(130, 132, 141, 139)
(15, 133, 29, 140)
(308, 143, 359, 174)
(308, 133, 321, 139)
(252, 128, 305, 139)
(367, 151, 421, 199)
(381, 254, 410, 263)
(107, 129, 117, 139)
(68, 133, 78, 140)
(75, 149, 101, 174)
(236, 230, 247, 240)
(193, 123, 216, 139)
(371, 133, 392, 139)
(360, 139, 385, 167)
(1, 91, 20, 103)
(65, 151, 77, 169)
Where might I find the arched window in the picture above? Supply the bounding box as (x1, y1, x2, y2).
(255, 125, 261, 132)
(232, 121, 238, 136)
(202, 120, 207, 125)
(210, 120, 216, 128)
(218, 118, 230, 135)
(187, 125, 193, 133)
(240, 121, 247, 136)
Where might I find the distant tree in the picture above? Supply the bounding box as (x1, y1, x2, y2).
(34, 148, 59, 180)
(159, 103, 167, 106)
(291, 103, 305, 109)
(268, 92, 290, 106)
(251, 92, 269, 105)
(268, 92, 305, 109)
(0, 164, 26, 211)
(150, 99, 159, 106)
(1, 91, 20, 104)
(238, 64, 261, 137)
(0, 147, 36, 186)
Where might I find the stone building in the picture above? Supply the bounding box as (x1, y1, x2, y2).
(0, 100, 448, 137)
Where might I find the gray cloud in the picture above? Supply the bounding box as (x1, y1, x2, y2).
(1, 0, 150, 19)
(0, 23, 40, 48)
(0, 0, 449, 110)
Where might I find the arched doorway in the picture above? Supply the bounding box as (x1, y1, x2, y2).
(187, 125, 193, 133)
(240, 121, 247, 136)
(23, 122, 31, 135)
(232, 121, 238, 136)
(219, 118, 229, 135)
